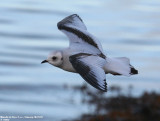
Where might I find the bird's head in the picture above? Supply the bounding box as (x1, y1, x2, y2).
(41, 51, 63, 67)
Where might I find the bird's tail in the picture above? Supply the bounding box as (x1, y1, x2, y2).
(104, 57, 138, 76)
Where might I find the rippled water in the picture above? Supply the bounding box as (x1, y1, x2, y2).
(0, 0, 160, 120)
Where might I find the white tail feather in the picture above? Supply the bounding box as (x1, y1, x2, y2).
(104, 57, 131, 76)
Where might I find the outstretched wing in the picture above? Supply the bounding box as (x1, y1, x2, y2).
(57, 14, 105, 58)
(69, 53, 107, 92)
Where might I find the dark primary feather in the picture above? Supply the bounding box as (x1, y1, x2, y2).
(57, 14, 84, 29)
(69, 53, 107, 92)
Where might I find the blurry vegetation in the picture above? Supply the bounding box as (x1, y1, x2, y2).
(72, 84, 160, 121)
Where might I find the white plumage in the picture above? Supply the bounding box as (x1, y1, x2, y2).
(41, 14, 138, 92)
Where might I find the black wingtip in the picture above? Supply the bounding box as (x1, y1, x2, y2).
(57, 14, 81, 30)
(130, 67, 138, 75)
(96, 79, 107, 92)
(67, 14, 82, 22)
(103, 79, 107, 92)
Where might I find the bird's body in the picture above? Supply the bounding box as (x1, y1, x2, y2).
(61, 48, 76, 72)
(42, 14, 138, 92)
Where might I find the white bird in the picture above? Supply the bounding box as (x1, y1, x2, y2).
(41, 14, 138, 92)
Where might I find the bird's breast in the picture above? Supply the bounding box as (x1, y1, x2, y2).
(61, 50, 77, 73)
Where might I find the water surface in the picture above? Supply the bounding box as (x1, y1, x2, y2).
(0, 0, 160, 120)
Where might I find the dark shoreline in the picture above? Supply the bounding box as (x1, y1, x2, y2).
(70, 84, 160, 121)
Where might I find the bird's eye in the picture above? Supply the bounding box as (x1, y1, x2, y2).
(52, 56, 57, 60)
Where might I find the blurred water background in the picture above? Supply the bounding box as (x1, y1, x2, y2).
(0, 0, 160, 121)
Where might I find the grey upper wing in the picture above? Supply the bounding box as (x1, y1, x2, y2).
(69, 53, 107, 92)
(57, 14, 105, 56)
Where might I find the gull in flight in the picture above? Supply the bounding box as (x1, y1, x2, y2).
(41, 14, 138, 92)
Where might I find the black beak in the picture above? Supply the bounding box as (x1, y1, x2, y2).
(41, 60, 48, 64)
